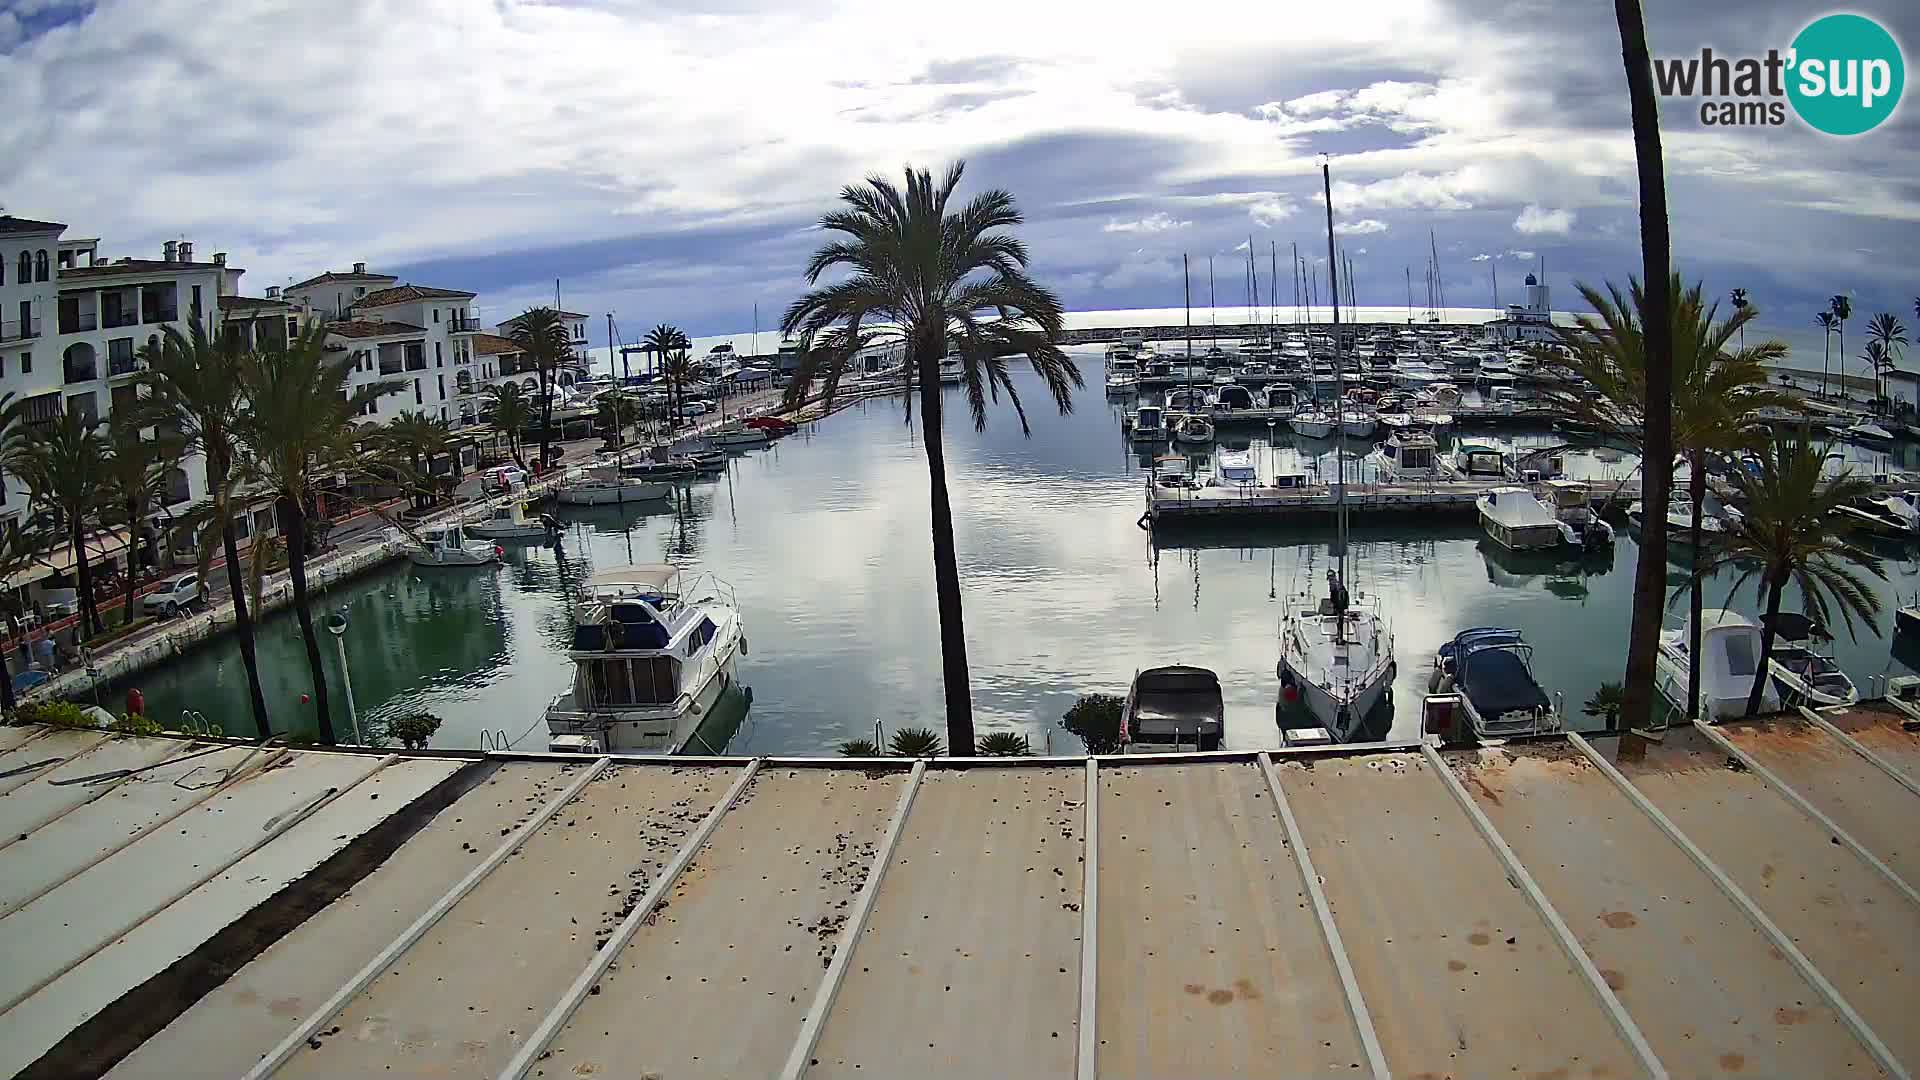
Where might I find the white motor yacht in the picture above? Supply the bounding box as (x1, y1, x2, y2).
(1339, 409, 1376, 439)
(1760, 613, 1859, 707)
(1173, 414, 1215, 445)
(1833, 492, 1920, 539)
(1290, 405, 1335, 439)
(1263, 384, 1297, 412)
(1370, 430, 1447, 481)
(1656, 609, 1777, 721)
(405, 523, 502, 568)
(1166, 387, 1213, 413)
(1129, 404, 1168, 442)
(1213, 449, 1257, 488)
(1477, 487, 1568, 551)
(1539, 480, 1616, 548)
(1448, 441, 1512, 480)
(708, 421, 771, 448)
(1105, 359, 1139, 393)
(1122, 665, 1224, 752)
(545, 565, 748, 754)
(556, 465, 673, 506)
(1842, 421, 1895, 449)
(1211, 384, 1254, 412)
(466, 500, 560, 542)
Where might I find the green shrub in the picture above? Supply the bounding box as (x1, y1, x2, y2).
(886, 726, 944, 757)
(1061, 693, 1125, 754)
(838, 738, 880, 757)
(977, 731, 1032, 757)
(110, 712, 164, 736)
(12, 700, 97, 729)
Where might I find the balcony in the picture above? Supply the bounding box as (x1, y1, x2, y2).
(379, 359, 404, 376)
(64, 360, 98, 384)
(141, 307, 179, 325)
(102, 309, 139, 330)
(449, 314, 482, 333)
(0, 318, 40, 343)
(58, 312, 96, 334)
(108, 355, 140, 378)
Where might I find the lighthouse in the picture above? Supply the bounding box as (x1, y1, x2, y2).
(1523, 272, 1549, 317)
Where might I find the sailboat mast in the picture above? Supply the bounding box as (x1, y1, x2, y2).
(1291, 243, 1301, 324)
(1405, 266, 1414, 324)
(1248, 237, 1258, 329)
(1208, 256, 1216, 344)
(1269, 242, 1279, 339)
(1183, 253, 1192, 359)
(1429, 230, 1446, 321)
(1322, 159, 1348, 614)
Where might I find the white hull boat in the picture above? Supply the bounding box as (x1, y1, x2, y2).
(1291, 409, 1335, 439)
(1655, 609, 1778, 721)
(1339, 410, 1376, 439)
(545, 565, 748, 754)
(1429, 628, 1562, 739)
(1278, 582, 1394, 741)
(1477, 487, 1567, 551)
(557, 466, 672, 506)
(466, 500, 559, 542)
(405, 524, 502, 567)
(1173, 415, 1215, 445)
(1129, 405, 1168, 442)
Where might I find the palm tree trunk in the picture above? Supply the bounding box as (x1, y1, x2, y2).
(281, 495, 335, 744)
(122, 499, 140, 627)
(916, 343, 975, 756)
(1615, 0, 1676, 734)
(0, 615, 16, 715)
(1837, 327, 1845, 400)
(71, 519, 100, 639)
(538, 363, 554, 468)
(221, 516, 272, 738)
(1822, 333, 1831, 398)
(1686, 452, 1705, 719)
(1746, 575, 1784, 716)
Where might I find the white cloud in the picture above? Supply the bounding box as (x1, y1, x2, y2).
(1470, 252, 1492, 262)
(1504, 249, 1537, 261)
(1249, 197, 1294, 226)
(1335, 218, 1389, 236)
(1097, 251, 1181, 290)
(1103, 212, 1189, 234)
(1514, 204, 1576, 235)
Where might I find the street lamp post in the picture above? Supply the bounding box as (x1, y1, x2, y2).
(325, 610, 361, 745)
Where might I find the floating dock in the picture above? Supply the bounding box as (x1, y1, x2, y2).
(1145, 476, 1644, 523)
(2, 706, 1917, 1078)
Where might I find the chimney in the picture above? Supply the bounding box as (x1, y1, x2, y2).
(266, 286, 280, 299)
(212, 251, 226, 267)
(163, 240, 178, 263)
(352, 261, 367, 274)
(178, 241, 194, 263)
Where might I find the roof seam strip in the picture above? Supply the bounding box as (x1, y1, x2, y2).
(500, 758, 763, 1080)
(1795, 704, 1920, 800)
(244, 756, 612, 1080)
(0, 744, 291, 920)
(1, 753, 400, 1018)
(1421, 743, 1668, 1080)
(777, 758, 926, 1080)
(1075, 759, 1099, 1080)
(1691, 720, 1920, 909)
(1568, 733, 1912, 1080)
(1259, 753, 1391, 1080)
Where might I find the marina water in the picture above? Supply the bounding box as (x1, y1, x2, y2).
(112, 348, 1920, 752)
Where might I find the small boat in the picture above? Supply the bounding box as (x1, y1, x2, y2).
(1213, 449, 1257, 488)
(406, 524, 502, 567)
(1339, 410, 1376, 439)
(1656, 609, 1778, 721)
(1129, 404, 1168, 442)
(1761, 613, 1858, 707)
(1538, 479, 1616, 548)
(1429, 382, 1464, 406)
(938, 355, 965, 383)
(1290, 406, 1335, 439)
(709, 422, 771, 447)
(1377, 409, 1412, 431)
(1153, 455, 1203, 491)
(1371, 430, 1447, 481)
(466, 500, 560, 542)
(1105, 359, 1139, 394)
(556, 465, 673, 506)
(545, 564, 748, 754)
(1166, 387, 1213, 413)
(1448, 441, 1512, 480)
(1897, 597, 1920, 636)
(1211, 384, 1254, 412)
(1263, 384, 1297, 411)
(1627, 489, 1735, 545)
(1842, 421, 1895, 449)
(1477, 487, 1568, 551)
(680, 450, 730, 472)
(1429, 628, 1561, 739)
(742, 415, 798, 435)
(623, 459, 696, 480)
(1833, 492, 1920, 539)
(1173, 414, 1215, 445)
(1122, 665, 1224, 752)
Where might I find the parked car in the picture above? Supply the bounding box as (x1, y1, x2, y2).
(141, 573, 203, 617)
(482, 466, 529, 494)
(677, 399, 714, 417)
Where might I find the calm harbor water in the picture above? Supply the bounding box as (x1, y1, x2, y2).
(113, 347, 1920, 753)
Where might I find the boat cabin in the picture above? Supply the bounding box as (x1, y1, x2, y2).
(1377, 431, 1440, 476)
(1213, 384, 1253, 411)
(1166, 388, 1211, 412)
(1264, 384, 1297, 410)
(1123, 665, 1224, 752)
(1452, 442, 1510, 479)
(568, 566, 719, 708)
(1214, 450, 1257, 487)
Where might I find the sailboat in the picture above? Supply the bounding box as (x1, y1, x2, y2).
(1277, 160, 1396, 743)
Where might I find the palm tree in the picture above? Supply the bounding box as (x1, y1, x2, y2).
(1830, 294, 1852, 398)
(783, 162, 1082, 754)
(1815, 311, 1839, 397)
(381, 410, 452, 507)
(643, 325, 691, 422)
(1610, 0, 1677, 735)
(1730, 288, 1749, 347)
(596, 393, 637, 448)
(483, 382, 531, 467)
(134, 320, 271, 738)
(1709, 429, 1883, 716)
(1866, 312, 1908, 406)
(0, 522, 51, 713)
(4, 409, 110, 639)
(508, 307, 572, 469)
(99, 414, 181, 626)
(659, 349, 697, 428)
(235, 324, 403, 743)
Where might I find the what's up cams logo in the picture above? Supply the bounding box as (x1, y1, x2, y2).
(1655, 12, 1905, 135)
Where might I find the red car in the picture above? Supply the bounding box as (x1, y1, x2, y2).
(742, 416, 797, 436)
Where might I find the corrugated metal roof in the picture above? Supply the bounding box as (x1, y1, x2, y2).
(0, 711, 1911, 1079)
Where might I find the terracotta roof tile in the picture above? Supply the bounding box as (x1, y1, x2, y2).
(500, 309, 590, 323)
(219, 294, 291, 310)
(58, 259, 236, 280)
(471, 333, 521, 356)
(354, 284, 476, 307)
(289, 269, 398, 290)
(0, 215, 66, 235)
(328, 320, 426, 339)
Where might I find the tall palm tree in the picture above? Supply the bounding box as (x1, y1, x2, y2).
(1815, 311, 1839, 397)
(643, 324, 691, 423)
(1611, 0, 1677, 734)
(483, 382, 531, 467)
(235, 324, 402, 743)
(596, 392, 637, 448)
(4, 409, 110, 639)
(509, 307, 572, 469)
(1729, 287, 1748, 347)
(381, 410, 452, 507)
(99, 414, 181, 626)
(782, 162, 1082, 754)
(1830, 294, 1852, 398)
(1866, 312, 1908, 405)
(659, 349, 697, 428)
(1709, 429, 1883, 716)
(134, 320, 272, 738)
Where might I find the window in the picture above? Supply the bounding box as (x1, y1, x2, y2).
(354, 287, 365, 297)
(16, 252, 29, 283)
(0, 253, 5, 285)
(287, 317, 297, 337)
(432, 309, 439, 323)
(437, 374, 444, 400)
(34, 250, 48, 282)
(1724, 634, 1757, 678)
(413, 378, 422, 405)
(435, 341, 442, 366)
(20, 351, 30, 375)
(190, 284, 202, 320)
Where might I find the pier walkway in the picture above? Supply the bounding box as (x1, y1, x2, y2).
(0, 704, 1914, 1077)
(1147, 475, 1646, 523)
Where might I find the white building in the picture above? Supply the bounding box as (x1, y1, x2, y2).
(1488, 272, 1557, 345)
(286, 266, 484, 426)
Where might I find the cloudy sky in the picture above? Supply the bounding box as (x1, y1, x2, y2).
(3, 0, 1916, 365)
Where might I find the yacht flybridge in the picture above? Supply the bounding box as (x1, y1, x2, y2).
(545, 565, 748, 754)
